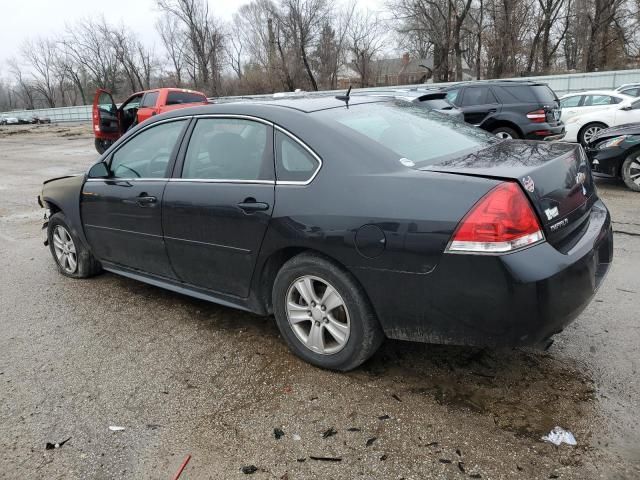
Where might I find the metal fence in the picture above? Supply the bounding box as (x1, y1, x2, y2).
(4, 68, 640, 123)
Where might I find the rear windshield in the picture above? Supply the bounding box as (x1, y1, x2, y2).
(166, 91, 206, 105)
(312, 101, 499, 167)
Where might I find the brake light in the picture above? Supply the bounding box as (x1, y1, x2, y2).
(447, 182, 544, 254)
(527, 109, 547, 123)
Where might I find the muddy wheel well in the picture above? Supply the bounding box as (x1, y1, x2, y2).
(44, 201, 62, 214)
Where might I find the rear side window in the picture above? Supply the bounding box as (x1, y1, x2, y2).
(445, 89, 461, 105)
(584, 95, 616, 106)
(182, 118, 272, 181)
(166, 91, 207, 105)
(496, 85, 556, 104)
(460, 87, 497, 106)
(560, 96, 582, 108)
(140, 92, 159, 108)
(275, 131, 320, 183)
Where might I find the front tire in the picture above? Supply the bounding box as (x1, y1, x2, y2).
(48, 213, 102, 278)
(272, 254, 384, 371)
(621, 153, 640, 192)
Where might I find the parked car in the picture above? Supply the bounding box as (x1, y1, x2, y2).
(352, 88, 464, 120)
(93, 87, 209, 154)
(17, 115, 33, 124)
(39, 97, 612, 371)
(585, 123, 640, 192)
(33, 115, 51, 124)
(614, 83, 640, 97)
(440, 80, 564, 140)
(3, 116, 19, 125)
(559, 90, 633, 123)
(563, 96, 640, 144)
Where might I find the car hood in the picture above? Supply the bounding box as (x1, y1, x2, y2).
(590, 122, 640, 143)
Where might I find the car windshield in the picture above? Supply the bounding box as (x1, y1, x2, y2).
(312, 101, 499, 167)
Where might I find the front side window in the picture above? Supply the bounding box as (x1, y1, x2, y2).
(446, 89, 460, 105)
(182, 118, 272, 181)
(313, 101, 498, 168)
(275, 131, 320, 183)
(110, 120, 187, 178)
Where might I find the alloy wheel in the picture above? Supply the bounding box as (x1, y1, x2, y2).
(495, 131, 513, 139)
(582, 126, 602, 144)
(52, 225, 78, 274)
(629, 157, 640, 187)
(285, 275, 351, 355)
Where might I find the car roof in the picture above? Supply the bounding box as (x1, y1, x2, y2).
(560, 90, 633, 98)
(441, 80, 549, 89)
(615, 84, 640, 91)
(218, 94, 389, 113)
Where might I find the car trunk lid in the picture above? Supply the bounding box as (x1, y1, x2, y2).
(419, 140, 596, 247)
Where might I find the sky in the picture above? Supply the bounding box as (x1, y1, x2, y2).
(1, 0, 384, 67)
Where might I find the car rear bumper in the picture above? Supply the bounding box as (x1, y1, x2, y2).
(358, 200, 613, 348)
(522, 123, 565, 141)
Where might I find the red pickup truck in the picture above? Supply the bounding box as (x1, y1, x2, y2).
(92, 87, 209, 153)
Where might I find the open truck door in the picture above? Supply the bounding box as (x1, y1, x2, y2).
(92, 89, 120, 154)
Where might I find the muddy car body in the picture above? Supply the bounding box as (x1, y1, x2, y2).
(40, 97, 613, 370)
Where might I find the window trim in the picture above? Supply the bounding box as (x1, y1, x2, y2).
(85, 116, 191, 182)
(274, 125, 323, 186)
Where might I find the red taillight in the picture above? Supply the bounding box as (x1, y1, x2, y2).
(447, 182, 544, 254)
(527, 108, 547, 123)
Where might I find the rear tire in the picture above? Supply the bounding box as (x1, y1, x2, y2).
(491, 126, 519, 139)
(272, 253, 384, 371)
(578, 122, 606, 145)
(94, 138, 112, 154)
(48, 212, 102, 278)
(621, 153, 640, 192)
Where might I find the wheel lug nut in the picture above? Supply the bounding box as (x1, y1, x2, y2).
(311, 302, 316, 307)
(323, 317, 328, 323)
(321, 305, 326, 311)
(307, 310, 312, 316)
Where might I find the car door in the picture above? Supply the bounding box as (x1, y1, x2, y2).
(559, 95, 584, 122)
(614, 98, 640, 125)
(81, 118, 190, 278)
(457, 86, 501, 125)
(162, 116, 275, 298)
(92, 89, 120, 138)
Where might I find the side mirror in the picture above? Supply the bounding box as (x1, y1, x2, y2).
(88, 162, 109, 179)
(621, 104, 632, 111)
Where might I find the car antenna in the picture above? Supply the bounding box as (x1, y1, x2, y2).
(335, 85, 352, 107)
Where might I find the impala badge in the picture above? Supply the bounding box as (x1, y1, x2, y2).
(522, 176, 535, 193)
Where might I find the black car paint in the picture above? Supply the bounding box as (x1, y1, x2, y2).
(586, 123, 640, 177)
(441, 82, 565, 140)
(39, 97, 612, 348)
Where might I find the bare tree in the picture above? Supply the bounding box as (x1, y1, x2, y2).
(157, 13, 187, 86)
(347, 8, 385, 87)
(20, 38, 58, 107)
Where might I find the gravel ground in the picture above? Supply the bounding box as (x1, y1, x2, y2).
(0, 124, 638, 479)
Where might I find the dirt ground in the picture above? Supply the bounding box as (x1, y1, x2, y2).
(0, 124, 638, 479)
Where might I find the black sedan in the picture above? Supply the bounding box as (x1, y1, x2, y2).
(585, 123, 640, 192)
(38, 96, 613, 371)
